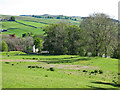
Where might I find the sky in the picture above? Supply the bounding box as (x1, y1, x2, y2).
(0, 0, 119, 19)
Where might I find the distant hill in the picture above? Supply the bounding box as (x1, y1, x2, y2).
(1, 14, 118, 37)
(20, 14, 82, 21)
(1, 15, 81, 37)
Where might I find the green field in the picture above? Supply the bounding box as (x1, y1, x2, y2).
(1, 15, 119, 88)
(1, 51, 119, 88)
(1, 21, 45, 37)
(1, 15, 81, 37)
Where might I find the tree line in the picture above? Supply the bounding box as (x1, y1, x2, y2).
(1, 13, 119, 59)
(43, 13, 119, 58)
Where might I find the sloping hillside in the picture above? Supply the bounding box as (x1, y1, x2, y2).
(1, 15, 81, 37)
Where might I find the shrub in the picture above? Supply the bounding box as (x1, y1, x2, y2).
(9, 16, 15, 21)
(32, 66, 35, 68)
(2, 41, 8, 52)
(94, 70, 98, 73)
(47, 69, 49, 71)
(83, 70, 87, 72)
(77, 48, 86, 56)
(61, 61, 64, 63)
(33, 58, 35, 60)
(90, 71, 94, 74)
(39, 67, 42, 68)
(118, 73, 120, 75)
(45, 75, 48, 77)
(11, 64, 14, 66)
(5, 62, 10, 64)
(49, 67, 55, 71)
(28, 66, 32, 68)
(26, 46, 32, 53)
(99, 70, 103, 74)
(36, 66, 39, 68)
(69, 61, 73, 63)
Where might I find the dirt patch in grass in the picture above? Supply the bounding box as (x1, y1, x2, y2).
(2, 59, 98, 70)
(38, 64, 99, 70)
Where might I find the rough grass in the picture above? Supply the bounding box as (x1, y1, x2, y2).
(1, 51, 119, 88)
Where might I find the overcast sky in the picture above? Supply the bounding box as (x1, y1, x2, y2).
(0, 0, 119, 19)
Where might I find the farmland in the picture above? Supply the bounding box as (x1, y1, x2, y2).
(0, 13, 119, 89)
(1, 15, 81, 37)
(1, 51, 119, 88)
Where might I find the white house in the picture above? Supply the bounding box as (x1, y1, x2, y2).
(33, 45, 39, 52)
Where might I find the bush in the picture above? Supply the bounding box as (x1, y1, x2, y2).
(45, 75, 48, 77)
(26, 46, 32, 53)
(28, 66, 32, 68)
(49, 67, 55, 71)
(5, 62, 10, 64)
(32, 66, 35, 68)
(99, 70, 103, 74)
(2, 34, 33, 52)
(36, 66, 39, 68)
(83, 70, 87, 72)
(9, 16, 15, 21)
(77, 48, 86, 56)
(118, 73, 120, 75)
(94, 70, 98, 73)
(47, 69, 49, 71)
(2, 41, 8, 52)
(33, 58, 35, 60)
(90, 71, 94, 74)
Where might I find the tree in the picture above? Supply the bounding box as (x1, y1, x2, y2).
(74, 18, 77, 21)
(43, 22, 69, 54)
(22, 32, 33, 37)
(34, 37, 43, 53)
(43, 22, 83, 55)
(66, 25, 82, 55)
(2, 41, 8, 52)
(2, 34, 34, 52)
(56, 16, 61, 19)
(112, 21, 120, 59)
(44, 23, 62, 54)
(23, 37, 34, 52)
(4, 38, 16, 51)
(9, 16, 15, 21)
(80, 13, 118, 57)
(26, 46, 32, 53)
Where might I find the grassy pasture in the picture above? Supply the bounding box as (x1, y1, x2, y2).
(1, 21, 44, 37)
(16, 20, 48, 28)
(15, 16, 80, 25)
(1, 15, 81, 37)
(1, 51, 119, 88)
